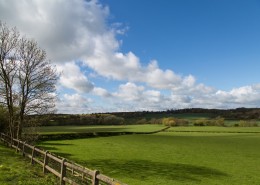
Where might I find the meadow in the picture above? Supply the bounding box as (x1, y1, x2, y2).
(38, 126, 260, 185)
(0, 143, 57, 185)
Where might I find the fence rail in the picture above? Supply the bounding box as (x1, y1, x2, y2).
(0, 133, 126, 185)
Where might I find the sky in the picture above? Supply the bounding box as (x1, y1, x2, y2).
(1, 0, 260, 113)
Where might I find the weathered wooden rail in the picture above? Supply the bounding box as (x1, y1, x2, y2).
(0, 133, 126, 185)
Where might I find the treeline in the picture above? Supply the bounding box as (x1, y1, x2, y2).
(37, 114, 125, 126)
(111, 108, 260, 120)
(2, 107, 260, 129)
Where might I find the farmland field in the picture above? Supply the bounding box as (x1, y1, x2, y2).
(38, 126, 260, 185)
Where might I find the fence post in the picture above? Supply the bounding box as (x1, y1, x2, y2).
(10, 137, 13, 147)
(3, 134, 7, 146)
(31, 146, 36, 164)
(60, 158, 66, 185)
(16, 140, 20, 153)
(43, 151, 49, 173)
(0, 133, 3, 143)
(92, 170, 100, 185)
(22, 141, 26, 157)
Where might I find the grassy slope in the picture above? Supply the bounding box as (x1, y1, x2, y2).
(0, 143, 58, 185)
(39, 129, 260, 185)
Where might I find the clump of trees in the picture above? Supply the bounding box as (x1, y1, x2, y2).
(162, 117, 189, 127)
(234, 120, 258, 127)
(0, 21, 57, 139)
(40, 114, 125, 126)
(193, 117, 225, 126)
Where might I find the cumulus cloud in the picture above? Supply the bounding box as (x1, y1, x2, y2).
(57, 62, 94, 93)
(0, 0, 202, 92)
(92, 87, 111, 97)
(215, 85, 260, 106)
(1, 0, 260, 113)
(0, 0, 110, 63)
(57, 94, 92, 114)
(110, 82, 170, 111)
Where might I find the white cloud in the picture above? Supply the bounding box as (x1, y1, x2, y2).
(114, 82, 144, 101)
(0, 0, 110, 63)
(215, 85, 260, 105)
(92, 87, 111, 97)
(57, 94, 92, 114)
(2, 0, 260, 112)
(0, 0, 203, 92)
(57, 62, 94, 93)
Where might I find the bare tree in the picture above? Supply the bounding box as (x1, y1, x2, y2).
(17, 38, 57, 138)
(0, 21, 19, 138)
(0, 21, 57, 139)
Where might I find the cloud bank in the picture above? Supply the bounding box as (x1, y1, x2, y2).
(1, 0, 260, 113)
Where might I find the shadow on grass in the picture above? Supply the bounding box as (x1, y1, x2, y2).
(80, 159, 228, 182)
(41, 142, 74, 146)
(36, 143, 74, 158)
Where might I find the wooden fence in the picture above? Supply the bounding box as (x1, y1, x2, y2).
(0, 133, 126, 185)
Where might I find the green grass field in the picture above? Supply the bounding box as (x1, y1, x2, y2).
(38, 126, 260, 185)
(0, 143, 57, 185)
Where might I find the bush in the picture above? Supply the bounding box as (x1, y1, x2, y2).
(162, 117, 189, 127)
(149, 118, 162, 124)
(214, 117, 225, 126)
(136, 118, 148, 124)
(193, 117, 225, 126)
(239, 120, 258, 127)
(102, 115, 125, 125)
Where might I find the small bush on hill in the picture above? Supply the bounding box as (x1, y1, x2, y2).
(239, 120, 258, 127)
(149, 118, 162, 124)
(102, 115, 125, 125)
(136, 118, 148, 124)
(193, 117, 225, 126)
(162, 117, 189, 127)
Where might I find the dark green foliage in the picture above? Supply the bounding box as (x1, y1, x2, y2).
(0, 105, 8, 132)
(39, 114, 125, 126)
(193, 117, 225, 126)
(162, 117, 189, 126)
(238, 120, 258, 127)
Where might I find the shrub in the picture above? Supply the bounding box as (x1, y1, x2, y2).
(162, 117, 189, 127)
(193, 117, 225, 126)
(214, 116, 225, 126)
(102, 115, 125, 125)
(239, 120, 258, 127)
(162, 118, 176, 126)
(149, 118, 162, 124)
(136, 118, 148, 124)
(194, 119, 208, 126)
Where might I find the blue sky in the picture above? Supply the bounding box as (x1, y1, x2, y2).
(102, 0, 260, 89)
(1, 0, 260, 113)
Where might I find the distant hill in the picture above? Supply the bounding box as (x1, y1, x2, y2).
(31, 108, 260, 126)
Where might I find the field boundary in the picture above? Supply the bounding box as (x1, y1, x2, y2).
(38, 126, 171, 141)
(0, 133, 126, 185)
(165, 130, 260, 134)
